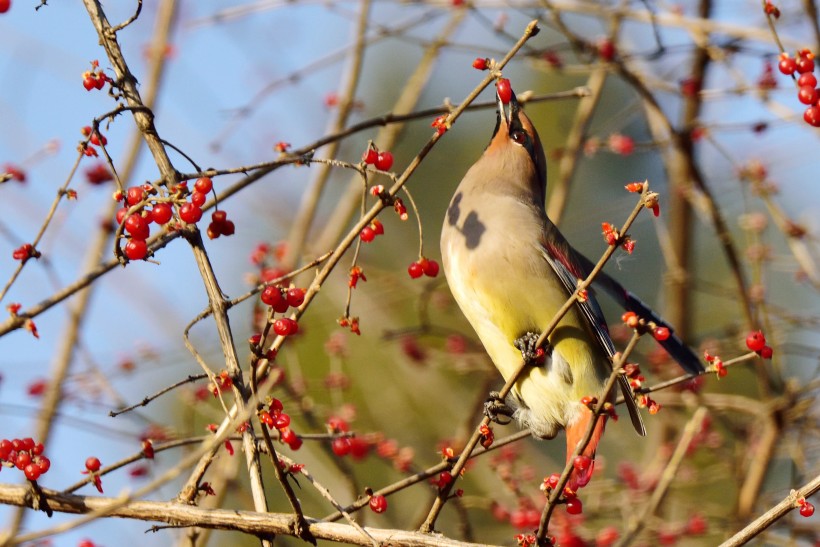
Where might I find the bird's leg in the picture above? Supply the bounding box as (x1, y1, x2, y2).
(484, 391, 513, 425)
(514, 331, 552, 364)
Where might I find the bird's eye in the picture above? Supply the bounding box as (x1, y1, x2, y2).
(510, 130, 527, 145)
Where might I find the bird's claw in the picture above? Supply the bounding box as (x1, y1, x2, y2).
(484, 391, 513, 425)
(514, 331, 551, 364)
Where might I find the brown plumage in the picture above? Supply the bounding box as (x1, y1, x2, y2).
(440, 87, 645, 489)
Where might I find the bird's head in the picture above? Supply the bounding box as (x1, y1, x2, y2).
(486, 82, 548, 203)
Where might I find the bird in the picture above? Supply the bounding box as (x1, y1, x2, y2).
(440, 81, 704, 490)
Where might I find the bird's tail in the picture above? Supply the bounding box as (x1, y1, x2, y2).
(565, 412, 606, 491)
(589, 266, 704, 375)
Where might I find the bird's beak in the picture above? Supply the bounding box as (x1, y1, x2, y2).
(497, 89, 519, 130)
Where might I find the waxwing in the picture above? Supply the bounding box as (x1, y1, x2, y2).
(440, 81, 703, 489)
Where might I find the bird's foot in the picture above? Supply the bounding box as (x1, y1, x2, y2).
(484, 391, 513, 425)
(514, 332, 551, 365)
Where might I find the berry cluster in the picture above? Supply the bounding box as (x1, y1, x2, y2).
(621, 363, 660, 413)
(359, 219, 384, 243)
(407, 257, 439, 279)
(542, 473, 583, 514)
(745, 330, 773, 359)
(79, 125, 107, 158)
(327, 417, 369, 459)
(361, 145, 394, 171)
(601, 222, 637, 254)
(81, 60, 111, 92)
(260, 285, 305, 337)
(114, 177, 231, 261)
(705, 350, 728, 378)
(258, 397, 300, 449)
(777, 49, 820, 127)
(0, 437, 50, 481)
(206, 210, 235, 239)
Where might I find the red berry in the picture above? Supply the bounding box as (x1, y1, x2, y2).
(126, 186, 145, 206)
(36, 456, 50, 474)
(360, 226, 376, 242)
(124, 239, 148, 260)
(179, 202, 202, 224)
(85, 456, 101, 472)
(274, 413, 291, 430)
(24, 464, 41, 481)
(0, 439, 11, 459)
(286, 287, 305, 307)
(759, 345, 773, 359)
(800, 501, 815, 517)
(375, 151, 394, 171)
(142, 440, 155, 459)
(270, 398, 284, 413)
(21, 438, 34, 451)
(83, 76, 96, 91)
(261, 286, 284, 307)
(369, 494, 388, 513)
(331, 437, 352, 457)
(798, 86, 818, 105)
(371, 219, 384, 235)
(124, 214, 149, 240)
(472, 57, 489, 70)
(573, 455, 592, 472)
(287, 435, 303, 450)
(798, 73, 818, 88)
(745, 330, 766, 352)
(191, 191, 207, 207)
(408, 261, 424, 279)
(778, 56, 797, 75)
(15, 451, 31, 469)
(565, 497, 583, 515)
(207, 224, 221, 239)
(194, 177, 213, 194)
(804, 105, 820, 127)
(362, 148, 378, 164)
(151, 203, 173, 225)
(273, 318, 298, 336)
(653, 326, 670, 341)
(597, 38, 616, 61)
(0, 1, 10, 14)
(212, 210, 227, 224)
(221, 220, 235, 236)
(497, 78, 512, 104)
(115, 207, 128, 225)
(796, 55, 815, 74)
(422, 259, 439, 277)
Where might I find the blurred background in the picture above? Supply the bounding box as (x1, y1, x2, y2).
(0, 0, 818, 545)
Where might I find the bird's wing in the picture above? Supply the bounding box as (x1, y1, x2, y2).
(540, 234, 646, 437)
